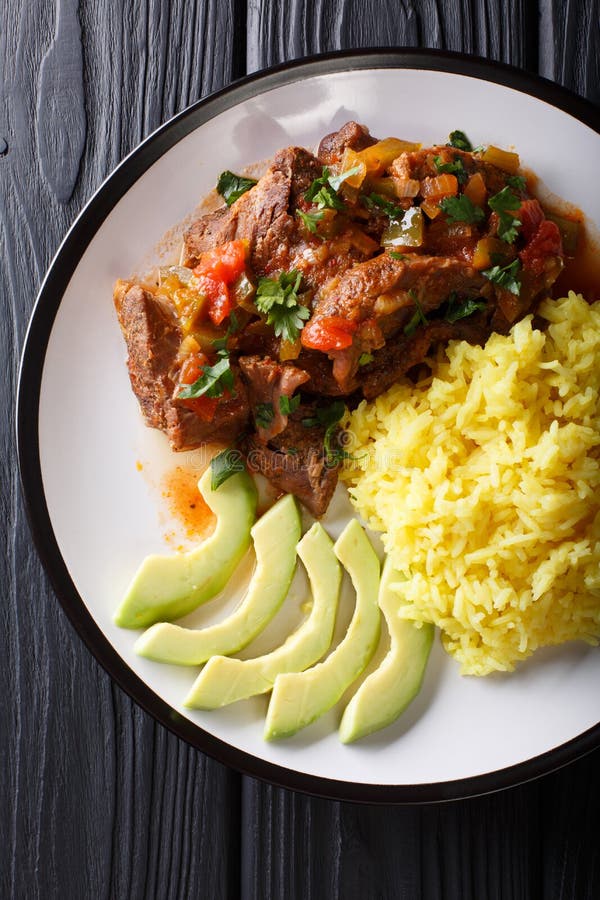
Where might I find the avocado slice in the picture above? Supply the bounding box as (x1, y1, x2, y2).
(184, 522, 342, 708)
(264, 518, 381, 741)
(134, 493, 301, 664)
(113, 468, 257, 629)
(338, 557, 434, 743)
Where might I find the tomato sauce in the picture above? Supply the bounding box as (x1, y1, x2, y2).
(161, 465, 216, 543)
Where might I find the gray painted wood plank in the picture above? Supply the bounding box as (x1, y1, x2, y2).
(539, 0, 600, 102)
(1, 1, 243, 898)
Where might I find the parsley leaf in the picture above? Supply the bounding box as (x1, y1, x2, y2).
(301, 399, 346, 430)
(296, 209, 325, 234)
(439, 194, 485, 225)
(212, 311, 241, 354)
(255, 270, 310, 343)
(327, 165, 362, 191)
(358, 352, 374, 366)
(210, 448, 245, 490)
(178, 356, 234, 399)
(403, 291, 428, 337)
(506, 174, 527, 192)
(361, 192, 404, 220)
(482, 258, 522, 295)
(488, 186, 522, 243)
(445, 295, 487, 323)
(448, 130, 473, 152)
(434, 155, 468, 183)
(389, 251, 408, 261)
(255, 403, 275, 429)
(216, 171, 257, 207)
(279, 394, 301, 415)
(304, 166, 345, 211)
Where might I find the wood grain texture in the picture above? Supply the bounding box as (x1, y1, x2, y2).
(246, 0, 538, 72)
(2, 1, 600, 899)
(1, 2, 242, 898)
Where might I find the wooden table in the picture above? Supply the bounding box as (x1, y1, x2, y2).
(3, 2, 600, 897)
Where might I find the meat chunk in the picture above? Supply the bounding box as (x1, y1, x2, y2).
(239, 355, 310, 441)
(183, 147, 322, 275)
(114, 281, 181, 430)
(114, 281, 250, 449)
(244, 412, 338, 518)
(390, 146, 508, 195)
(317, 121, 377, 166)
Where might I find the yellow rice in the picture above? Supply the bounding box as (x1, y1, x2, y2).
(341, 292, 600, 674)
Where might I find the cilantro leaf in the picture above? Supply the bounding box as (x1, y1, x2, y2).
(255, 403, 275, 429)
(389, 251, 408, 261)
(488, 186, 522, 243)
(255, 270, 310, 343)
(279, 394, 301, 415)
(361, 192, 404, 220)
(483, 258, 522, 295)
(296, 209, 325, 234)
(439, 194, 485, 225)
(434, 155, 468, 183)
(448, 130, 473, 152)
(302, 399, 346, 429)
(210, 448, 245, 490)
(211, 311, 241, 353)
(304, 166, 346, 211)
(403, 291, 428, 337)
(444, 295, 487, 323)
(358, 352, 374, 366)
(328, 165, 361, 191)
(216, 171, 257, 207)
(506, 175, 527, 192)
(178, 356, 234, 399)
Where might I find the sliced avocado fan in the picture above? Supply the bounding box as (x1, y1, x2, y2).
(113, 468, 257, 629)
(264, 518, 381, 741)
(134, 493, 301, 665)
(184, 522, 342, 708)
(338, 557, 434, 743)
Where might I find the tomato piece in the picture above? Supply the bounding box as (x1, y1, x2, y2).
(196, 274, 232, 325)
(520, 220, 563, 276)
(179, 352, 210, 384)
(518, 199, 545, 242)
(195, 239, 247, 284)
(178, 351, 219, 421)
(301, 316, 357, 352)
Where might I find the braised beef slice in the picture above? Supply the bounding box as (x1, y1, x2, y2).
(244, 413, 338, 518)
(114, 282, 181, 430)
(317, 121, 377, 166)
(239, 355, 310, 441)
(360, 313, 493, 400)
(183, 147, 322, 274)
(114, 282, 250, 450)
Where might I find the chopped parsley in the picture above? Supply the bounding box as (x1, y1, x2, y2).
(279, 394, 301, 415)
(304, 165, 360, 211)
(483, 258, 522, 295)
(433, 155, 468, 183)
(404, 291, 428, 336)
(254, 270, 310, 343)
(389, 251, 408, 261)
(358, 352, 374, 366)
(216, 171, 257, 207)
(488, 186, 522, 243)
(178, 356, 234, 400)
(361, 192, 404, 220)
(210, 448, 245, 490)
(438, 193, 485, 225)
(301, 399, 346, 430)
(296, 209, 325, 233)
(447, 130, 473, 152)
(444, 294, 487, 323)
(255, 402, 275, 429)
(506, 174, 527, 192)
(211, 311, 241, 353)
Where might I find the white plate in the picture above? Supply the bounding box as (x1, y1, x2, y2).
(18, 51, 600, 802)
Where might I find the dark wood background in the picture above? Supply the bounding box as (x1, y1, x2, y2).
(2, 1, 600, 897)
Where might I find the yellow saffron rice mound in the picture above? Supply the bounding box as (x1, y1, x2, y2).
(341, 292, 600, 675)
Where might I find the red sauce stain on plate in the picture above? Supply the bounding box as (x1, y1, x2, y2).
(160, 465, 216, 545)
